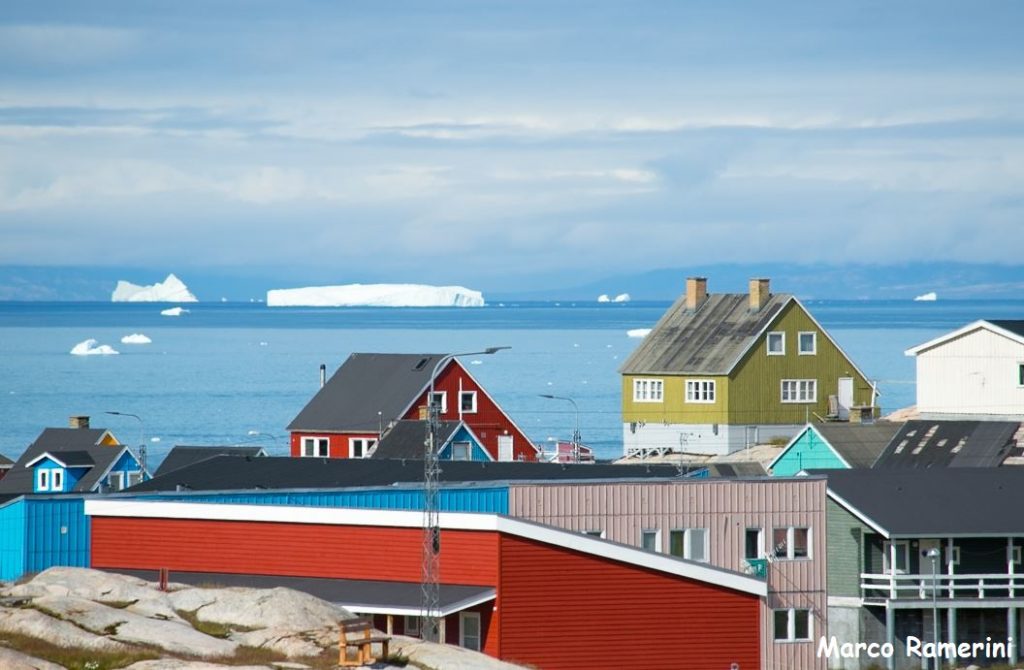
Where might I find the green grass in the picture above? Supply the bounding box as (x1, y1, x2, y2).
(0, 631, 158, 670)
(174, 608, 234, 639)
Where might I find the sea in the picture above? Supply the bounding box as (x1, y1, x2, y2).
(1, 299, 1022, 465)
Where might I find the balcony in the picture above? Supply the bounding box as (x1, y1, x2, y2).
(861, 572, 1024, 602)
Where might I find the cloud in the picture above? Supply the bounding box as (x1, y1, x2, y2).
(0, 24, 141, 66)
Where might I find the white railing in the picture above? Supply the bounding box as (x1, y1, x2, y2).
(861, 572, 1024, 601)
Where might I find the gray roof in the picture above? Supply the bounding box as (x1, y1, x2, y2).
(988, 320, 1024, 338)
(814, 422, 902, 468)
(41, 450, 95, 467)
(824, 468, 1024, 536)
(0, 454, 13, 468)
(619, 293, 792, 375)
(873, 420, 1020, 469)
(0, 427, 126, 495)
(155, 446, 268, 478)
(287, 353, 447, 432)
(703, 462, 768, 477)
(371, 420, 461, 460)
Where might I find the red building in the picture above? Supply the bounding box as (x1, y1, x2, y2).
(287, 353, 539, 462)
(86, 500, 765, 670)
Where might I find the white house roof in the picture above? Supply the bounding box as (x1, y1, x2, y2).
(905, 319, 1024, 356)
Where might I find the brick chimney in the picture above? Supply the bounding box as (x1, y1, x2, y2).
(69, 415, 90, 429)
(749, 278, 770, 311)
(685, 277, 708, 311)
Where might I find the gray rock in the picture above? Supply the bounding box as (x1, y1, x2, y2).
(168, 586, 350, 631)
(0, 647, 67, 670)
(391, 635, 526, 670)
(123, 662, 271, 670)
(0, 605, 129, 652)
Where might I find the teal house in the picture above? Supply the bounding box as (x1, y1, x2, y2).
(370, 420, 493, 461)
(768, 422, 899, 476)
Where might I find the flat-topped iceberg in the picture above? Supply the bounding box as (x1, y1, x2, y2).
(266, 283, 485, 308)
(913, 291, 937, 302)
(121, 333, 152, 344)
(160, 306, 188, 316)
(112, 274, 198, 303)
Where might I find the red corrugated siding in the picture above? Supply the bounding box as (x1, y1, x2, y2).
(498, 535, 761, 670)
(403, 364, 536, 461)
(91, 518, 499, 585)
(289, 432, 379, 458)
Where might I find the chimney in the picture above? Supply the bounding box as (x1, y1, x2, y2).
(69, 415, 90, 429)
(685, 277, 708, 311)
(319, 364, 326, 388)
(749, 278, 771, 311)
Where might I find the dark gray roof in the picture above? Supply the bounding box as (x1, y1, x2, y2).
(371, 420, 461, 460)
(106, 570, 492, 615)
(41, 450, 95, 467)
(873, 420, 1019, 469)
(619, 293, 792, 375)
(988, 320, 1024, 338)
(814, 422, 903, 468)
(0, 427, 125, 495)
(128, 455, 707, 492)
(287, 353, 447, 432)
(155, 446, 268, 478)
(703, 462, 768, 477)
(824, 468, 1024, 536)
(0, 454, 13, 468)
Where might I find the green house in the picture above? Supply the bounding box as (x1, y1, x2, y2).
(768, 422, 900, 476)
(620, 277, 876, 456)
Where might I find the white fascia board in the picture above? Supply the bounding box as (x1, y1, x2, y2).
(25, 452, 67, 468)
(825, 489, 889, 538)
(903, 320, 1024, 356)
(85, 500, 767, 597)
(767, 424, 810, 471)
(339, 590, 496, 618)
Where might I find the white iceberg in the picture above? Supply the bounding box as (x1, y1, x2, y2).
(266, 283, 485, 308)
(913, 292, 937, 302)
(613, 293, 631, 303)
(120, 333, 152, 344)
(597, 294, 611, 303)
(112, 273, 198, 303)
(160, 306, 189, 316)
(627, 328, 652, 338)
(70, 339, 119, 356)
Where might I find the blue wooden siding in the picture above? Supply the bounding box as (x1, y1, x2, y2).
(162, 487, 509, 513)
(0, 497, 89, 581)
(438, 425, 492, 461)
(770, 426, 848, 476)
(0, 498, 27, 581)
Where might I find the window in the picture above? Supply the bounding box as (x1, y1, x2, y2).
(669, 528, 709, 562)
(36, 469, 50, 491)
(460, 391, 478, 414)
(51, 469, 64, 492)
(404, 615, 420, 637)
(108, 471, 124, 491)
(451, 441, 472, 460)
(583, 529, 605, 538)
(349, 438, 376, 459)
(301, 437, 329, 457)
(460, 611, 481, 651)
(773, 527, 810, 560)
(883, 541, 909, 574)
(781, 379, 817, 403)
(767, 332, 785, 355)
(745, 528, 763, 559)
(126, 472, 143, 488)
(641, 529, 661, 552)
(774, 609, 812, 642)
(429, 392, 447, 414)
(632, 379, 664, 402)
(1012, 545, 1022, 565)
(685, 379, 716, 403)
(798, 332, 817, 355)
(1018, 363, 1024, 387)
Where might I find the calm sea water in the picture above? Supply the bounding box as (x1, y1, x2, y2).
(0, 300, 1021, 463)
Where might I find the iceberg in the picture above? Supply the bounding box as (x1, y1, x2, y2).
(112, 274, 198, 303)
(71, 339, 119, 356)
(627, 328, 652, 338)
(266, 283, 485, 308)
(120, 333, 152, 344)
(597, 294, 611, 303)
(613, 293, 631, 303)
(160, 306, 189, 316)
(913, 292, 937, 302)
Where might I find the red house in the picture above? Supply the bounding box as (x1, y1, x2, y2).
(86, 499, 765, 670)
(287, 354, 539, 462)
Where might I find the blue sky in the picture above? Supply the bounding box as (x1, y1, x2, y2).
(1, 1, 1023, 291)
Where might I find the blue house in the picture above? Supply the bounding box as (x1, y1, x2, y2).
(768, 422, 900, 476)
(370, 420, 493, 461)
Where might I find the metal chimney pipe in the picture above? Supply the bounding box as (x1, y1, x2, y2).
(319, 364, 326, 388)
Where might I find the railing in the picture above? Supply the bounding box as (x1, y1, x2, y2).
(745, 558, 768, 580)
(861, 572, 1024, 601)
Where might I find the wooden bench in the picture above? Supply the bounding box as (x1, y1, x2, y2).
(339, 617, 391, 667)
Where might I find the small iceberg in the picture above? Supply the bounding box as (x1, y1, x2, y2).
(627, 328, 652, 338)
(597, 294, 611, 303)
(266, 283, 484, 307)
(71, 339, 119, 356)
(914, 292, 937, 302)
(120, 333, 152, 344)
(613, 293, 631, 303)
(160, 307, 189, 316)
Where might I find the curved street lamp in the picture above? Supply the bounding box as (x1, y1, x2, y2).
(539, 394, 581, 462)
(104, 411, 146, 477)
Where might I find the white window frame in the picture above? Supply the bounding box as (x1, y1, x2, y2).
(632, 378, 664, 403)
(669, 528, 709, 562)
(1018, 362, 1024, 387)
(37, 469, 50, 491)
(50, 468, 64, 491)
(583, 529, 605, 539)
(126, 471, 143, 488)
(430, 391, 447, 414)
(404, 615, 420, 637)
(348, 438, 376, 459)
(781, 379, 817, 403)
(685, 379, 716, 404)
(883, 540, 910, 575)
(798, 331, 817, 355)
(451, 441, 473, 461)
(641, 529, 661, 553)
(459, 391, 478, 414)
(745, 527, 764, 560)
(772, 526, 811, 560)
(774, 608, 813, 643)
(1011, 545, 1022, 565)
(301, 436, 330, 458)
(767, 332, 785, 356)
(108, 471, 125, 491)
(459, 611, 481, 651)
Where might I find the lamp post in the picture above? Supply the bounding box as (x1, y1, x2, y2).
(104, 411, 145, 477)
(538, 394, 580, 462)
(422, 347, 508, 643)
(245, 430, 280, 450)
(926, 547, 941, 670)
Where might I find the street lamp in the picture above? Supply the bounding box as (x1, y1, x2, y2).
(104, 411, 146, 477)
(538, 394, 581, 462)
(246, 430, 280, 449)
(422, 346, 509, 643)
(926, 547, 941, 670)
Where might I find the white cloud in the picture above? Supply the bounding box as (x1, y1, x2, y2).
(0, 24, 141, 65)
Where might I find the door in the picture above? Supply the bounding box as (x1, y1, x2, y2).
(838, 377, 854, 420)
(497, 434, 513, 461)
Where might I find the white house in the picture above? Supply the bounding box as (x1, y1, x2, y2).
(905, 320, 1024, 419)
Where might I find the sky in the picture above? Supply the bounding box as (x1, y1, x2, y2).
(1, 1, 1023, 292)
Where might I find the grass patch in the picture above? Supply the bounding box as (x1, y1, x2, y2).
(0, 631, 158, 670)
(98, 600, 137, 610)
(174, 608, 234, 639)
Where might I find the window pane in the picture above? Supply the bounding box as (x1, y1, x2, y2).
(799, 332, 815, 353)
(461, 392, 475, 411)
(688, 529, 707, 562)
(669, 530, 685, 557)
(773, 610, 790, 641)
(745, 529, 761, 559)
(793, 610, 809, 639)
(768, 333, 783, 353)
(453, 442, 472, 460)
(642, 530, 658, 552)
(773, 528, 789, 558)
(1020, 364, 1024, 386)
(793, 528, 809, 558)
